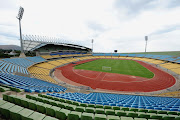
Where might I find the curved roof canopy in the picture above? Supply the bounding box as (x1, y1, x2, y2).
(22, 35, 91, 51)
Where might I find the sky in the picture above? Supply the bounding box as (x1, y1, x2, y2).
(0, 0, 180, 53)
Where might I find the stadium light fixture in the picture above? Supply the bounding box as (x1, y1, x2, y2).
(92, 39, 94, 54)
(17, 6, 25, 57)
(145, 36, 148, 53)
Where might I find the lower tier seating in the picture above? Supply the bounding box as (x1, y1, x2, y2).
(47, 92, 180, 112)
(2, 93, 180, 120)
(157, 91, 180, 97)
(0, 73, 66, 93)
(0, 96, 58, 120)
(6, 93, 178, 120)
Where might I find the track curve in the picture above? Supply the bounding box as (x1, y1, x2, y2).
(55, 59, 176, 92)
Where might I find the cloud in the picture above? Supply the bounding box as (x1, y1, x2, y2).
(167, 0, 180, 8)
(87, 21, 107, 32)
(148, 30, 180, 52)
(149, 24, 180, 35)
(0, 0, 18, 10)
(114, 0, 157, 18)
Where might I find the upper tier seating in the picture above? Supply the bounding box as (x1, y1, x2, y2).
(0, 61, 29, 74)
(35, 62, 56, 69)
(133, 58, 165, 64)
(48, 92, 180, 112)
(26, 56, 46, 63)
(2, 58, 34, 68)
(93, 53, 180, 63)
(0, 73, 66, 93)
(41, 55, 54, 59)
(41, 53, 91, 59)
(160, 63, 180, 74)
(160, 63, 180, 69)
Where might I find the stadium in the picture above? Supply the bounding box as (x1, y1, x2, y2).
(1, 1, 180, 120)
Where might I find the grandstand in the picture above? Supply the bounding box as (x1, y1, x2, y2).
(1, 37, 180, 120)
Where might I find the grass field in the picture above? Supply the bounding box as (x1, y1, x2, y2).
(74, 59, 154, 78)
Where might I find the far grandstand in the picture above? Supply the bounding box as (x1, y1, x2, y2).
(1, 37, 180, 120)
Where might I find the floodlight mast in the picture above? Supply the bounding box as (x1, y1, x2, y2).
(91, 39, 94, 54)
(145, 36, 148, 53)
(17, 6, 25, 57)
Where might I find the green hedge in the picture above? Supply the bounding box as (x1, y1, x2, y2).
(95, 108, 105, 114)
(19, 108, 34, 120)
(36, 102, 46, 113)
(104, 105, 112, 109)
(0, 102, 15, 119)
(9, 105, 24, 120)
(46, 106, 60, 117)
(94, 114, 107, 120)
(112, 106, 120, 110)
(55, 108, 70, 120)
(86, 107, 95, 113)
(28, 111, 46, 120)
(75, 106, 85, 112)
(68, 111, 81, 120)
(81, 112, 94, 120)
(115, 110, 127, 117)
(105, 109, 115, 115)
(121, 107, 129, 111)
(107, 115, 120, 120)
(66, 104, 76, 111)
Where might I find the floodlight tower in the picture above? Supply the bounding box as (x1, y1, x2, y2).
(91, 39, 94, 54)
(17, 6, 26, 57)
(145, 36, 148, 53)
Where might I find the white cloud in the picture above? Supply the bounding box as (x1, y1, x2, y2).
(0, 0, 180, 53)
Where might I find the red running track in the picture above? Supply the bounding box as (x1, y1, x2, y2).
(55, 59, 176, 92)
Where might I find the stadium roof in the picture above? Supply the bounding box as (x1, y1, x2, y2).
(22, 35, 91, 51)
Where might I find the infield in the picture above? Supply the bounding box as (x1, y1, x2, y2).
(74, 59, 154, 78)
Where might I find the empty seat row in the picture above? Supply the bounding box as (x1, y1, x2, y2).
(26, 56, 46, 63)
(93, 53, 180, 63)
(0, 73, 66, 93)
(2, 58, 34, 68)
(0, 60, 29, 74)
(47, 92, 180, 112)
(0, 95, 58, 120)
(23, 94, 180, 120)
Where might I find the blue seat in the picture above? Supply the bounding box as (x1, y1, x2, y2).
(123, 104, 131, 107)
(131, 105, 138, 108)
(170, 108, 179, 111)
(154, 107, 162, 110)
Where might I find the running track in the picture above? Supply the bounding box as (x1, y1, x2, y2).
(55, 59, 176, 92)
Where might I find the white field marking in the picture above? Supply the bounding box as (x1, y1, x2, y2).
(72, 58, 175, 85)
(101, 79, 148, 83)
(72, 68, 102, 80)
(101, 72, 107, 81)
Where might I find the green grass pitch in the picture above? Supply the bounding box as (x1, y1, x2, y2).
(74, 59, 154, 78)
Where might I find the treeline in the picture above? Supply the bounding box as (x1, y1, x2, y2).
(0, 49, 36, 58)
(0, 49, 14, 58)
